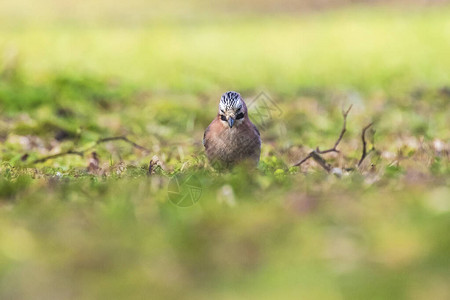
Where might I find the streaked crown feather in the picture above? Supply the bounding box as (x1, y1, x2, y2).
(219, 91, 243, 112)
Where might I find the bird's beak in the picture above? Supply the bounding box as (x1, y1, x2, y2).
(228, 117, 235, 128)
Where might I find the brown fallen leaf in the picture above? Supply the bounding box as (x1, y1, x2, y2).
(87, 151, 101, 174)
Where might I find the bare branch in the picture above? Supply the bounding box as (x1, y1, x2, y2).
(33, 150, 84, 164)
(32, 136, 149, 164)
(292, 150, 332, 172)
(310, 151, 332, 172)
(293, 105, 352, 168)
(293, 153, 313, 167)
(316, 104, 352, 154)
(358, 122, 374, 167)
(84, 136, 150, 153)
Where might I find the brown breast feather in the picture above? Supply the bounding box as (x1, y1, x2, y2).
(203, 116, 261, 168)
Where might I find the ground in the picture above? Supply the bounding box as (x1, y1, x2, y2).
(0, 2, 449, 299)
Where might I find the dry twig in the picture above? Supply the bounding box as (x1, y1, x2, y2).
(358, 122, 374, 167)
(32, 136, 149, 164)
(85, 136, 149, 153)
(316, 105, 352, 154)
(309, 151, 332, 172)
(33, 150, 85, 164)
(293, 105, 352, 172)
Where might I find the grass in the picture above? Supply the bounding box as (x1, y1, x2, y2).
(2, 7, 450, 95)
(0, 3, 450, 299)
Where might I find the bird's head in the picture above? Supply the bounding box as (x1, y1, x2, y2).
(218, 91, 247, 129)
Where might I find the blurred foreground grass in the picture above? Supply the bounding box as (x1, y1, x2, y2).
(0, 173, 449, 299)
(1, 3, 450, 300)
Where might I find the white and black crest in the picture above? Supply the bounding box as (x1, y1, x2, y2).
(219, 91, 243, 112)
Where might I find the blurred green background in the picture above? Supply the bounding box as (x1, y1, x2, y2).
(1, 1, 449, 299)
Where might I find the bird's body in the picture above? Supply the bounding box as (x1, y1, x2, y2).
(203, 91, 261, 169)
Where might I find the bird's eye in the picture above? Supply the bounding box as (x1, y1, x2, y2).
(236, 113, 245, 120)
(220, 115, 227, 121)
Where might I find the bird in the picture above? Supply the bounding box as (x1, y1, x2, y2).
(203, 91, 261, 169)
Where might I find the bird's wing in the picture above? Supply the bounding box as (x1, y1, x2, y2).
(252, 123, 260, 137)
(203, 125, 210, 148)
